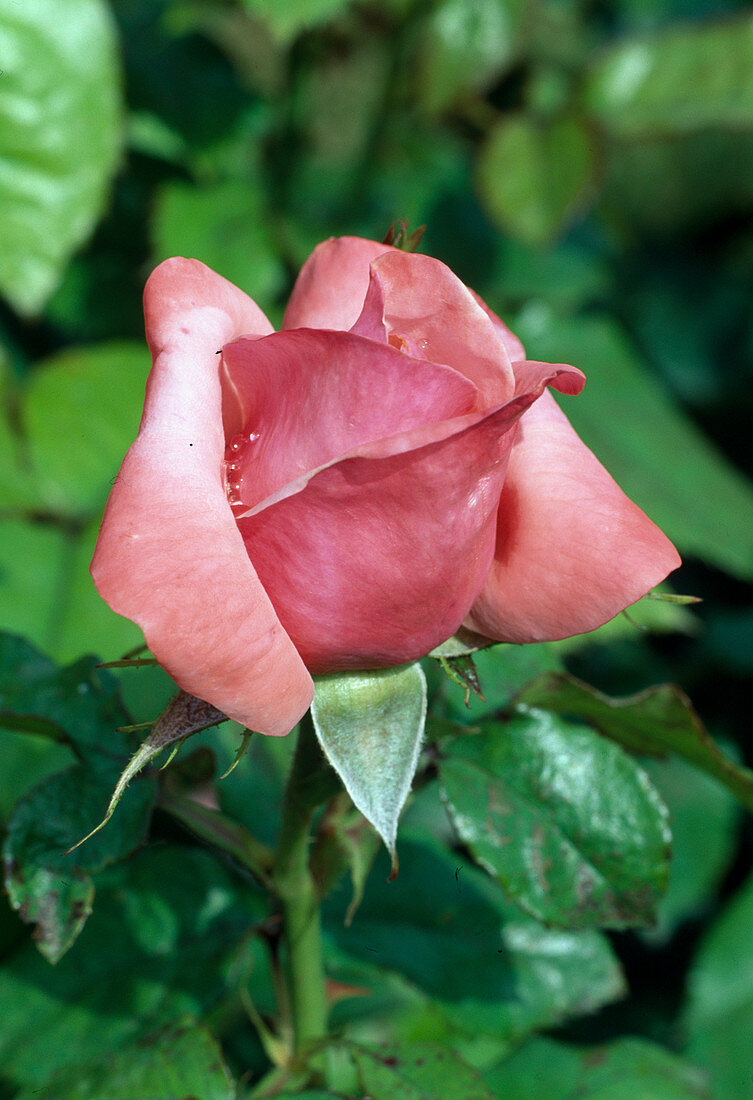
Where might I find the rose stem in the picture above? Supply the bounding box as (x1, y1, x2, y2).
(272, 711, 332, 1063)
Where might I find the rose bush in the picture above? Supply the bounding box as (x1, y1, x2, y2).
(90, 237, 680, 735)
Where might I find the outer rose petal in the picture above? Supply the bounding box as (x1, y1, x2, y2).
(236, 363, 584, 672)
(465, 392, 681, 643)
(90, 258, 314, 735)
(469, 288, 527, 363)
(282, 237, 395, 331)
(350, 251, 516, 407)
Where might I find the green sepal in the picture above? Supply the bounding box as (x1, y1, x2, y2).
(66, 691, 226, 853)
(219, 728, 254, 780)
(646, 590, 702, 605)
(428, 627, 492, 658)
(310, 664, 427, 871)
(382, 218, 426, 251)
(437, 654, 484, 706)
(310, 792, 381, 925)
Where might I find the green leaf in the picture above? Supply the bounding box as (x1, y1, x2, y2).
(514, 311, 753, 580)
(489, 237, 610, 315)
(597, 129, 753, 237)
(158, 789, 274, 891)
(477, 114, 595, 245)
(0, 351, 42, 510)
(329, 832, 508, 1006)
(0, 633, 157, 958)
(3, 860, 93, 966)
(362, 115, 469, 240)
(438, 709, 670, 928)
(641, 756, 738, 941)
(583, 17, 753, 138)
(0, 632, 129, 758)
(325, 833, 624, 1040)
(53, 513, 143, 662)
(0, 516, 141, 664)
(516, 671, 753, 813)
(127, 110, 189, 166)
(311, 664, 427, 866)
(351, 1040, 493, 1100)
(486, 1036, 710, 1099)
(3, 761, 155, 962)
(284, 37, 392, 225)
(0, 0, 122, 315)
(0, 727, 70, 823)
(415, 0, 522, 115)
(0, 519, 69, 655)
(0, 845, 264, 1091)
(485, 1036, 584, 1098)
(16, 1019, 237, 1100)
(23, 342, 148, 518)
(240, 0, 351, 41)
(683, 871, 753, 1099)
(152, 180, 285, 311)
(272, 1095, 340, 1099)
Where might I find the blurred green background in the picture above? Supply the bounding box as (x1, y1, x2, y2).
(2, 0, 753, 1096)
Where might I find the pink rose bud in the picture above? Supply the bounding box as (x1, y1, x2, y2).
(90, 237, 680, 735)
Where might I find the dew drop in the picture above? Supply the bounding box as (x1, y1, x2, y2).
(224, 428, 261, 508)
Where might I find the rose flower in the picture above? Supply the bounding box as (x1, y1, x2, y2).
(91, 237, 680, 735)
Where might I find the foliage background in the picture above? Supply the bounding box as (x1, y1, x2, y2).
(1, 0, 753, 1096)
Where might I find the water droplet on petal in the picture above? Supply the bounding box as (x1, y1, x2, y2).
(224, 428, 261, 508)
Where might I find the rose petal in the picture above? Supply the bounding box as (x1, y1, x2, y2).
(465, 391, 682, 643)
(221, 328, 477, 511)
(513, 359, 585, 398)
(143, 255, 274, 349)
(282, 236, 395, 331)
(91, 258, 314, 735)
(236, 362, 584, 672)
(282, 237, 528, 376)
(351, 251, 517, 407)
(469, 288, 527, 362)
